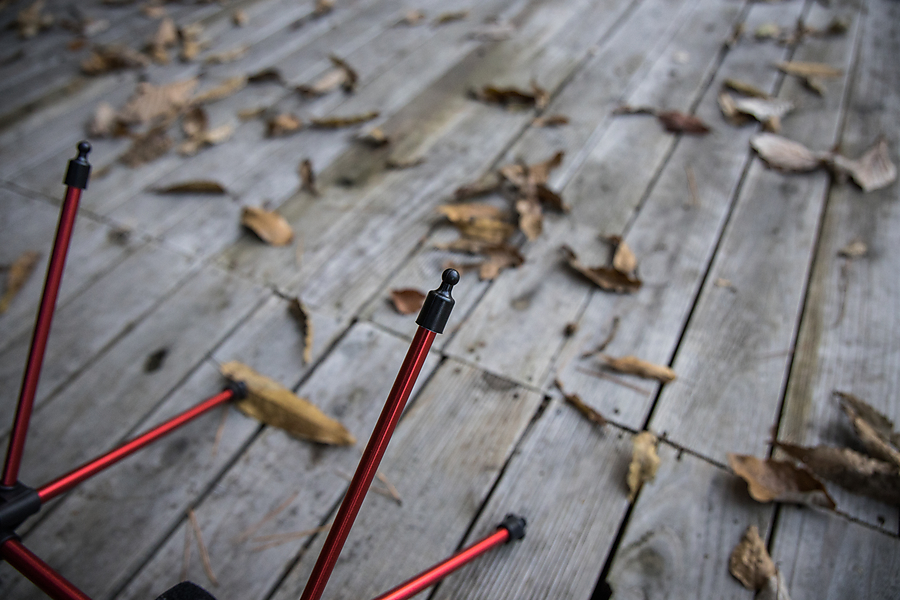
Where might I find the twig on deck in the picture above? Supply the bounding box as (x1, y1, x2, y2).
(376, 470, 403, 505)
(211, 404, 229, 459)
(188, 509, 218, 587)
(334, 470, 397, 503)
(181, 520, 192, 582)
(580, 316, 620, 358)
(250, 522, 332, 551)
(575, 366, 652, 396)
(234, 491, 300, 544)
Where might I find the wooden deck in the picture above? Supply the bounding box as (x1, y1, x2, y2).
(1, 0, 898, 598)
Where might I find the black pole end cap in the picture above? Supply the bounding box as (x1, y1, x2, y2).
(498, 513, 526, 541)
(226, 379, 249, 401)
(415, 269, 459, 334)
(64, 141, 92, 190)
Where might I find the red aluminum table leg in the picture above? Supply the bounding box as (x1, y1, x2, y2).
(0, 538, 91, 600)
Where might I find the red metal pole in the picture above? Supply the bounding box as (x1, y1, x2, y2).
(0, 538, 91, 600)
(371, 528, 510, 600)
(3, 143, 92, 487)
(37, 388, 235, 503)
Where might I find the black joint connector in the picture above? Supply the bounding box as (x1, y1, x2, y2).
(0, 483, 41, 542)
(415, 269, 459, 334)
(226, 379, 249, 401)
(64, 141, 92, 190)
(497, 513, 526, 541)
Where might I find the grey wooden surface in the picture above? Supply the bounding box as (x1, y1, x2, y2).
(0, 0, 897, 598)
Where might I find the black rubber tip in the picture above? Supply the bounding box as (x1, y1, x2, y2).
(415, 268, 459, 334)
(498, 513, 526, 541)
(64, 141, 92, 190)
(226, 379, 249, 401)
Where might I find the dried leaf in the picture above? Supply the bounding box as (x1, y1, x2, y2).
(479, 244, 524, 280)
(153, 180, 227, 194)
(837, 391, 900, 468)
(656, 110, 711, 135)
(147, 17, 178, 63)
(750, 133, 823, 172)
(241, 206, 294, 246)
(777, 442, 900, 504)
(776, 61, 843, 79)
(471, 83, 545, 109)
(288, 297, 314, 364)
(390, 289, 426, 315)
(204, 44, 249, 64)
(516, 197, 543, 241)
(438, 203, 507, 223)
(454, 172, 501, 199)
(16, 0, 53, 39)
(829, 138, 897, 192)
(232, 9, 248, 26)
(729, 525, 776, 590)
(602, 355, 675, 383)
(723, 78, 771, 99)
(456, 218, 516, 245)
(837, 240, 867, 259)
(179, 23, 205, 61)
(433, 10, 468, 25)
(561, 246, 642, 294)
(0, 251, 40, 314)
(192, 76, 247, 105)
(119, 126, 173, 167)
(248, 68, 284, 84)
(358, 127, 389, 147)
(733, 97, 793, 132)
(181, 106, 209, 139)
(727, 453, 836, 509)
(297, 56, 357, 95)
(556, 379, 607, 427)
(533, 114, 569, 127)
(117, 79, 198, 125)
(329, 55, 358, 92)
(314, 0, 334, 15)
(299, 159, 318, 196)
(609, 236, 637, 275)
(627, 431, 660, 501)
(310, 111, 380, 128)
(718, 92, 745, 125)
(221, 361, 354, 444)
(81, 44, 151, 75)
(266, 113, 303, 137)
(179, 123, 233, 156)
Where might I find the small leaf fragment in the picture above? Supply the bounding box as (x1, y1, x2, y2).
(438, 203, 507, 223)
(471, 82, 547, 109)
(729, 525, 776, 590)
(266, 113, 303, 137)
(117, 79, 198, 125)
(192, 76, 247, 105)
(601, 355, 675, 383)
(776, 61, 843, 79)
(656, 110, 711, 135)
(241, 206, 294, 246)
(390, 289, 426, 315)
(723, 78, 771, 99)
(310, 111, 380, 128)
(88, 102, 122, 138)
(533, 114, 570, 127)
(288, 297, 314, 364)
(733, 97, 794, 132)
(221, 361, 354, 445)
(433, 10, 468, 25)
(838, 391, 900, 468)
(479, 244, 524, 280)
(454, 172, 502, 200)
(248, 68, 284, 84)
(299, 159, 319, 196)
(147, 17, 178, 63)
(357, 127, 389, 147)
(837, 240, 867, 259)
(556, 379, 607, 427)
(153, 180, 227, 194)
(119, 126, 173, 167)
(81, 44, 151, 75)
(561, 246, 642, 294)
(627, 431, 660, 501)
(297, 55, 358, 95)
(829, 138, 897, 192)
(0, 251, 40, 314)
(400, 9, 425, 25)
(609, 236, 637, 275)
(727, 453, 836, 509)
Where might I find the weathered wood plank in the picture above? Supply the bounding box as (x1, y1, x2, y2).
(443, 0, 744, 387)
(429, 398, 632, 600)
(115, 322, 444, 600)
(605, 444, 770, 599)
(770, 507, 900, 600)
(648, 0, 864, 463)
(0, 241, 195, 431)
(778, 0, 900, 529)
(550, 0, 806, 427)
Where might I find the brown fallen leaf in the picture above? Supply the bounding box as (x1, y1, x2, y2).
(750, 133, 824, 172)
(729, 525, 776, 591)
(456, 218, 517, 245)
(357, 127, 389, 147)
(838, 392, 900, 468)
(608, 236, 637, 275)
(297, 55, 358, 96)
(0, 251, 40, 314)
(776, 61, 843, 79)
(147, 17, 178, 63)
(390, 289, 426, 315)
(516, 197, 543, 241)
(81, 44, 151, 75)
(266, 113, 303, 137)
(16, 0, 53, 39)
(500, 151, 564, 189)
(471, 82, 547, 110)
(601, 354, 675, 383)
(299, 159, 318, 196)
(204, 44, 249, 65)
(288, 297, 314, 364)
(561, 246, 642, 294)
(179, 123, 233, 156)
(657, 110, 711, 135)
(438, 203, 508, 223)
(627, 431, 660, 501)
(723, 78, 771, 99)
(248, 68, 284, 84)
(829, 138, 897, 192)
(153, 180, 227, 194)
(555, 379, 607, 427)
(433, 10, 468, 25)
(192, 76, 247, 105)
(776, 442, 900, 505)
(837, 240, 867, 259)
(221, 361, 354, 444)
(727, 453, 836, 509)
(117, 79, 198, 125)
(836, 391, 900, 449)
(179, 23, 205, 62)
(310, 111, 380, 128)
(479, 244, 524, 280)
(241, 206, 294, 246)
(119, 126, 173, 167)
(718, 92, 747, 126)
(533, 114, 570, 127)
(232, 9, 248, 26)
(732, 97, 794, 132)
(454, 172, 502, 200)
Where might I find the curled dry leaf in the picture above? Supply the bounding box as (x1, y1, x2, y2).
(433, 10, 468, 25)
(727, 453, 836, 509)
(221, 361, 354, 445)
(238, 106, 267, 120)
(561, 246, 642, 294)
(192, 76, 247, 105)
(0, 251, 40, 314)
(608, 236, 637, 275)
(386, 156, 426, 170)
(627, 431, 660, 501)
(601, 355, 675, 383)
(288, 297, 314, 364)
(81, 44, 151, 75)
(299, 159, 318, 196)
(829, 138, 897, 192)
(310, 111, 380, 128)
(723, 78, 771, 99)
(153, 180, 227, 194)
(390, 289, 426, 315)
(471, 82, 548, 110)
(454, 172, 501, 200)
(836, 391, 900, 449)
(439, 204, 516, 244)
(248, 68, 284, 84)
(479, 244, 524, 280)
(837, 240, 867, 259)
(267, 113, 303, 137)
(204, 44, 250, 65)
(179, 123, 234, 156)
(775, 61, 843, 79)
(181, 106, 208, 139)
(500, 151, 564, 189)
(656, 110, 711, 135)
(119, 126, 173, 167)
(556, 379, 607, 427)
(241, 206, 294, 246)
(297, 55, 358, 96)
(750, 133, 823, 172)
(438, 203, 507, 223)
(838, 392, 900, 468)
(776, 442, 900, 505)
(729, 525, 776, 590)
(533, 114, 570, 127)
(117, 79, 198, 125)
